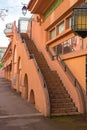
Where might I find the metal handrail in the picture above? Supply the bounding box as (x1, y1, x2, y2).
(22, 38, 47, 88)
(46, 46, 86, 113)
(46, 45, 57, 60)
(58, 56, 86, 113)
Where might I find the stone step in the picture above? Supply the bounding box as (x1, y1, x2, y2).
(50, 98, 73, 103)
(46, 82, 63, 87)
(51, 107, 78, 113)
(45, 79, 62, 84)
(50, 93, 70, 99)
(49, 89, 68, 94)
(51, 112, 79, 116)
(51, 102, 75, 108)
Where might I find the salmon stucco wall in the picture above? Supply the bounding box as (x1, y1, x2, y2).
(3, 0, 87, 116)
(26, 11, 85, 113)
(65, 56, 86, 92)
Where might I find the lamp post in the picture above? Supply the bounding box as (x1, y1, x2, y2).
(22, 4, 27, 16)
(72, 1, 87, 38)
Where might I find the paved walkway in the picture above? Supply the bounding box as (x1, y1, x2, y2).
(0, 78, 41, 116)
(0, 78, 87, 130)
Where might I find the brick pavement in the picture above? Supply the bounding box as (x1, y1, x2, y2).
(0, 78, 87, 130)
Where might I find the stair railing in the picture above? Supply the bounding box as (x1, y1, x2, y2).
(46, 45, 57, 60)
(21, 38, 47, 88)
(18, 33, 51, 115)
(46, 46, 86, 113)
(59, 56, 86, 113)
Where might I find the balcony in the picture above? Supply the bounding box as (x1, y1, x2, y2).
(18, 17, 30, 33)
(4, 23, 13, 37)
(27, 0, 55, 14)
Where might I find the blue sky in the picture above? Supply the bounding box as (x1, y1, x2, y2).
(0, 0, 31, 47)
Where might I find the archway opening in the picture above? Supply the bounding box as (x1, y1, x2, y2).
(23, 74, 28, 99)
(13, 46, 17, 88)
(30, 90, 35, 105)
(17, 57, 21, 94)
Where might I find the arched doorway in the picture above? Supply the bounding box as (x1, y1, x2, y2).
(13, 46, 17, 64)
(30, 90, 35, 105)
(22, 74, 28, 99)
(13, 45, 18, 89)
(17, 57, 22, 93)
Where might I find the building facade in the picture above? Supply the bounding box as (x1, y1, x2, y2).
(0, 47, 7, 78)
(0, 47, 7, 61)
(2, 0, 87, 116)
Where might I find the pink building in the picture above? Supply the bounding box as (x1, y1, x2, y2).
(2, 0, 87, 116)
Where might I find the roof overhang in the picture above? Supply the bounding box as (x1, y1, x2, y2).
(27, 0, 56, 14)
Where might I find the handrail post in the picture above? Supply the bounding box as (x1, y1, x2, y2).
(75, 78, 77, 87)
(64, 65, 66, 72)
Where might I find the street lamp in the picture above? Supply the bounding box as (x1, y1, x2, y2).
(72, 2, 87, 38)
(22, 5, 27, 16)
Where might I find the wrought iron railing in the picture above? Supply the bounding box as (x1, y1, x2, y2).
(4, 23, 13, 34)
(46, 45, 57, 60)
(6, 23, 13, 29)
(4, 29, 13, 34)
(46, 46, 86, 113)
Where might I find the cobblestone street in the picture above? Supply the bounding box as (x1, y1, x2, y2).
(0, 78, 87, 130)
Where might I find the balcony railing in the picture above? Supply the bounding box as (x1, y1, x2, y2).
(4, 29, 13, 34)
(4, 23, 13, 35)
(18, 18, 30, 33)
(52, 36, 84, 56)
(6, 23, 13, 29)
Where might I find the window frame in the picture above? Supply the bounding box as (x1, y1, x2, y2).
(57, 21, 65, 34)
(49, 27, 56, 40)
(66, 16, 72, 29)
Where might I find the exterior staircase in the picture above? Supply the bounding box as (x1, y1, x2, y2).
(20, 33, 78, 115)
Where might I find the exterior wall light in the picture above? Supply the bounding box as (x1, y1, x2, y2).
(72, 2, 87, 38)
(22, 5, 27, 16)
